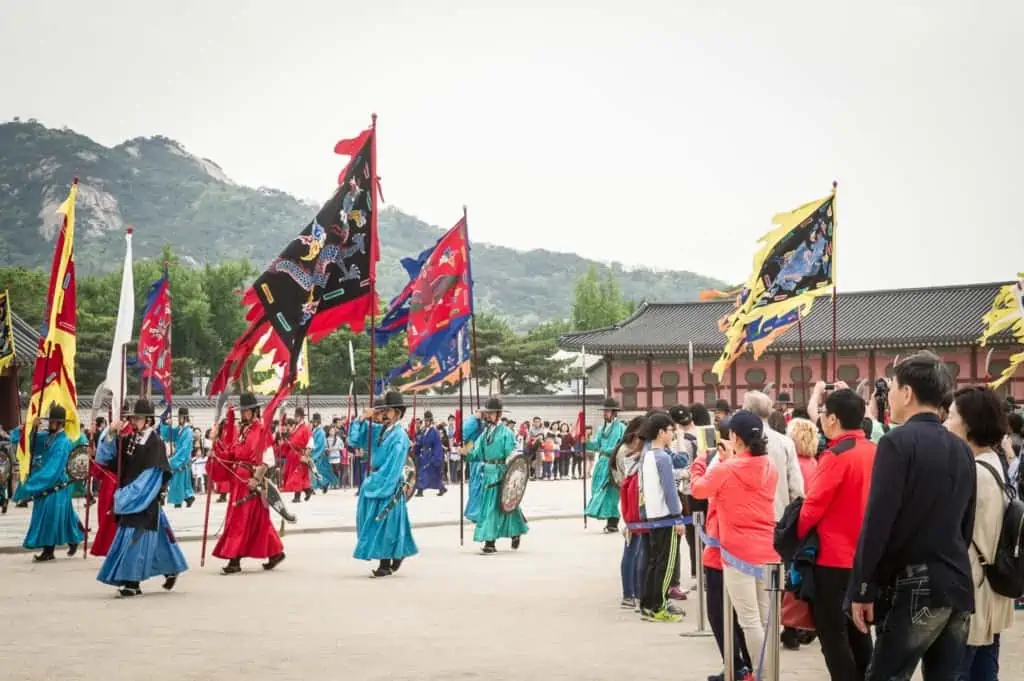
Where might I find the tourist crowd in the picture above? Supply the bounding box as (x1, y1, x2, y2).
(609, 351, 1023, 681)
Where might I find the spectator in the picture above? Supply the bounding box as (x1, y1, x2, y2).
(848, 351, 975, 680)
(714, 399, 732, 426)
(557, 423, 574, 480)
(691, 410, 780, 676)
(796, 389, 876, 681)
(326, 426, 344, 488)
(669, 403, 699, 596)
(636, 412, 687, 623)
(742, 391, 804, 520)
(767, 411, 788, 435)
(786, 418, 819, 487)
(541, 435, 556, 480)
(615, 415, 648, 610)
(945, 387, 1014, 680)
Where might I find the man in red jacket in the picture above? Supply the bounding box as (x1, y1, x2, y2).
(797, 388, 875, 681)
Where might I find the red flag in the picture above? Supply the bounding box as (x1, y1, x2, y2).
(406, 218, 472, 359)
(574, 410, 585, 441)
(137, 266, 172, 404)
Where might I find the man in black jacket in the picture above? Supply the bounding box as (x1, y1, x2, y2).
(847, 351, 975, 680)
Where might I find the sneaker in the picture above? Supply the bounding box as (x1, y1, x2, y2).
(620, 598, 636, 609)
(668, 586, 688, 600)
(641, 608, 683, 623)
(666, 603, 686, 617)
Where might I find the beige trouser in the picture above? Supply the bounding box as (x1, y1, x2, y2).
(722, 564, 772, 680)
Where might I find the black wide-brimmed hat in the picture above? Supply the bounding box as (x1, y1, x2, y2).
(480, 397, 504, 413)
(44, 402, 67, 422)
(312, 412, 322, 423)
(776, 392, 793, 406)
(373, 391, 406, 412)
(423, 410, 434, 420)
(128, 399, 156, 417)
(238, 392, 264, 411)
(178, 407, 189, 417)
(601, 397, 621, 412)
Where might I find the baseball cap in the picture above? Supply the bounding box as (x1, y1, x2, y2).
(727, 409, 763, 445)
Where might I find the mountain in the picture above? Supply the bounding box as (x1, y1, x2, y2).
(0, 119, 725, 327)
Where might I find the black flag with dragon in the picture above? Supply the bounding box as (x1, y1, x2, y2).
(210, 126, 379, 410)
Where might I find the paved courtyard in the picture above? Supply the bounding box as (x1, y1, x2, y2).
(3, 484, 1022, 681)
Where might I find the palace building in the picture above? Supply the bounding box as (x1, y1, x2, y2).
(557, 281, 1023, 409)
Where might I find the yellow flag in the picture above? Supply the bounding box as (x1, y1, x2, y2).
(0, 289, 14, 376)
(978, 275, 1024, 389)
(252, 332, 309, 394)
(18, 181, 82, 480)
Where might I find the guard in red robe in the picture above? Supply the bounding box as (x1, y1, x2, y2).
(88, 460, 118, 557)
(212, 392, 285, 575)
(208, 422, 233, 503)
(280, 408, 313, 503)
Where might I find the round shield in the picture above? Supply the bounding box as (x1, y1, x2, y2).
(403, 455, 417, 501)
(500, 453, 529, 513)
(65, 445, 92, 482)
(0, 448, 11, 487)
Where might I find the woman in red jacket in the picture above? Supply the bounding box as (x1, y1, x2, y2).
(691, 410, 779, 679)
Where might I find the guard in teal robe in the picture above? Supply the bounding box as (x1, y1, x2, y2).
(311, 415, 338, 492)
(349, 392, 418, 577)
(96, 399, 188, 597)
(468, 397, 528, 553)
(162, 408, 196, 508)
(11, 404, 84, 561)
(585, 398, 626, 532)
(460, 413, 484, 523)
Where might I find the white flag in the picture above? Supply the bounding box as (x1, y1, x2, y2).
(104, 228, 134, 419)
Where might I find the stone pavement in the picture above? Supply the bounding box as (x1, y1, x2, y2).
(0, 478, 591, 552)
(3, 518, 1023, 681)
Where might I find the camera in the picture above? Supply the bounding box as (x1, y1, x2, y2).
(874, 377, 890, 417)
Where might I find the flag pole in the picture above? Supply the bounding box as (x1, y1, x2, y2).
(457, 366, 465, 547)
(463, 205, 482, 410)
(580, 346, 588, 530)
(830, 180, 839, 382)
(365, 113, 380, 491)
(797, 316, 807, 406)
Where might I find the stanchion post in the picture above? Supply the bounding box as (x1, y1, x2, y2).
(679, 511, 713, 638)
(764, 562, 784, 681)
(723, 584, 736, 681)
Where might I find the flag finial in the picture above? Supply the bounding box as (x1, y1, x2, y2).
(126, 225, 133, 235)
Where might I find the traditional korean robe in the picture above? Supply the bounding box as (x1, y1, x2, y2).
(161, 423, 195, 506)
(12, 428, 84, 550)
(95, 427, 188, 587)
(414, 425, 445, 491)
(461, 416, 484, 523)
(281, 421, 312, 493)
(212, 419, 284, 560)
(349, 419, 418, 561)
(88, 460, 118, 556)
(311, 426, 337, 491)
(468, 421, 528, 543)
(585, 418, 626, 520)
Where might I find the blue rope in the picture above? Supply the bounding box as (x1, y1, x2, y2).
(625, 514, 692, 531)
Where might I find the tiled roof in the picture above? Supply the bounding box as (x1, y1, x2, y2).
(558, 282, 1018, 356)
(11, 312, 39, 367)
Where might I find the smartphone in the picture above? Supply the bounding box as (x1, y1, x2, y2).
(824, 383, 835, 391)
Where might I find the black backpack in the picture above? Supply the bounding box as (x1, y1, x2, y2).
(973, 460, 1024, 599)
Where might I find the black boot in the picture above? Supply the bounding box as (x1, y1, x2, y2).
(222, 558, 242, 575)
(66, 543, 78, 557)
(185, 496, 195, 508)
(16, 500, 28, 508)
(174, 504, 182, 509)
(372, 560, 393, 577)
(33, 546, 56, 563)
(511, 536, 521, 550)
(482, 541, 497, 554)
(414, 489, 424, 497)
(304, 488, 313, 502)
(262, 552, 286, 571)
(162, 574, 178, 591)
(118, 581, 142, 597)
(216, 493, 227, 503)
(437, 487, 447, 497)
(292, 492, 301, 503)
(390, 558, 404, 573)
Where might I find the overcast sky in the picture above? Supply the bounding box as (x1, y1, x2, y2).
(2, 1, 1019, 291)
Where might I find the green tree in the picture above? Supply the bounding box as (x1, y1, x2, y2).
(571, 265, 635, 331)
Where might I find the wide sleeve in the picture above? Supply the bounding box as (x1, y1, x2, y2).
(500, 427, 517, 457)
(461, 416, 482, 444)
(797, 452, 841, 539)
(425, 428, 442, 458)
(847, 435, 909, 603)
(113, 468, 164, 514)
(12, 434, 72, 499)
(170, 428, 193, 469)
(347, 419, 381, 451)
(96, 428, 118, 466)
(312, 429, 327, 460)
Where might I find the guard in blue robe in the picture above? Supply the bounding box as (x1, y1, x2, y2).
(311, 413, 338, 492)
(414, 411, 447, 496)
(96, 399, 188, 597)
(468, 397, 528, 553)
(11, 404, 84, 561)
(162, 407, 196, 508)
(349, 391, 418, 577)
(460, 413, 484, 523)
(585, 397, 626, 533)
